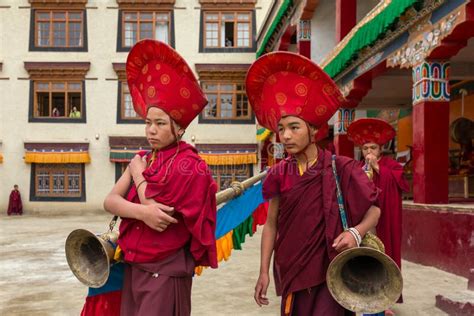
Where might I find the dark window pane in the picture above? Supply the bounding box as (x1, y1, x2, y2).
(52, 92, 66, 116)
(37, 92, 50, 117)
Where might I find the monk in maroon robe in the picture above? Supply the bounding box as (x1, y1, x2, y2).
(104, 40, 217, 316)
(348, 118, 409, 275)
(246, 52, 381, 315)
(7, 185, 23, 216)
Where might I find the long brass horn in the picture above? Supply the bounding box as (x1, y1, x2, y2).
(326, 233, 403, 313)
(65, 229, 118, 288)
(65, 171, 267, 287)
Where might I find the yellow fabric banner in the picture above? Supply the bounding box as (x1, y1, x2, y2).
(24, 152, 91, 164)
(200, 153, 257, 165)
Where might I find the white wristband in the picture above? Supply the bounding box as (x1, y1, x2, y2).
(349, 227, 362, 245)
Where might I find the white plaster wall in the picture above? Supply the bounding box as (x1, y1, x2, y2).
(310, 0, 335, 65)
(0, 0, 270, 214)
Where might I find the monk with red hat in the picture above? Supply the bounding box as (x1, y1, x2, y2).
(103, 40, 217, 316)
(247, 51, 381, 315)
(348, 118, 409, 287)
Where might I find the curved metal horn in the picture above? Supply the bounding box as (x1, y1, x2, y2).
(326, 239, 403, 313)
(65, 229, 118, 288)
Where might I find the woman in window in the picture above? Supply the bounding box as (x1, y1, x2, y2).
(103, 40, 217, 316)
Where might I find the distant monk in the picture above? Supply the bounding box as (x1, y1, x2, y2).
(7, 185, 23, 216)
(348, 118, 410, 276)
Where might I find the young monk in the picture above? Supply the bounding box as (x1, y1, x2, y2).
(348, 118, 409, 276)
(246, 52, 381, 316)
(103, 39, 217, 316)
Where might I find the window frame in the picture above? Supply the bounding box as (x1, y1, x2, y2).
(199, 9, 256, 53)
(209, 164, 253, 191)
(29, 9, 88, 52)
(30, 163, 86, 202)
(198, 80, 254, 124)
(117, 9, 175, 52)
(116, 81, 143, 124)
(28, 80, 87, 123)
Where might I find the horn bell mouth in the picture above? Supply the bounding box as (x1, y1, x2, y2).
(326, 247, 403, 313)
(65, 229, 115, 288)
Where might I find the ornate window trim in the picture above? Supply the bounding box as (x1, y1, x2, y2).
(116, 1, 175, 51)
(199, 8, 256, 53)
(196, 64, 254, 124)
(25, 62, 90, 123)
(29, 3, 88, 52)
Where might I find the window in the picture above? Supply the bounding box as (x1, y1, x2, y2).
(209, 164, 251, 191)
(202, 82, 250, 120)
(119, 81, 141, 121)
(33, 81, 83, 119)
(30, 8, 88, 51)
(114, 63, 142, 123)
(32, 164, 85, 200)
(25, 62, 89, 123)
(118, 10, 174, 51)
(196, 63, 254, 124)
(203, 11, 251, 49)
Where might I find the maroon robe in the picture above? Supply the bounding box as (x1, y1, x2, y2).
(118, 141, 218, 315)
(7, 189, 23, 216)
(371, 156, 409, 270)
(263, 149, 379, 315)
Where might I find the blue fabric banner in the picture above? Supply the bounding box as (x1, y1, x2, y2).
(215, 182, 264, 239)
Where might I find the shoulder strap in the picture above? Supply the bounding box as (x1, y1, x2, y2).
(331, 155, 349, 231)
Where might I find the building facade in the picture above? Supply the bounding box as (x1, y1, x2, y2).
(0, 0, 272, 214)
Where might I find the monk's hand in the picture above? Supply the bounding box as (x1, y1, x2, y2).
(254, 273, 270, 307)
(365, 153, 379, 172)
(140, 203, 177, 232)
(332, 231, 358, 253)
(129, 155, 147, 182)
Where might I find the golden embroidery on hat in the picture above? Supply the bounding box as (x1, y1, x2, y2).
(180, 87, 191, 99)
(170, 109, 182, 120)
(141, 64, 149, 75)
(267, 75, 277, 85)
(155, 64, 161, 71)
(275, 92, 287, 106)
(323, 84, 336, 95)
(134, 57, 143, 67)
(160, 74, 171, 85)
(309, 71, 319, 80)
(295, 83, 308, 97)
(315, 105, 327, 116)
(147, 86, 156, 98)
(297, 66, 306, 75)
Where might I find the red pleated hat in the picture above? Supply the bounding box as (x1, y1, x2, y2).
(126, 40, 208, 128)
(348, 118, 396, 146)
(246, 52, 344, 132)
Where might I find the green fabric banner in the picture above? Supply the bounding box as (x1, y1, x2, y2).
(324, 0, 421, 78)
(257, 0, 293, 57)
